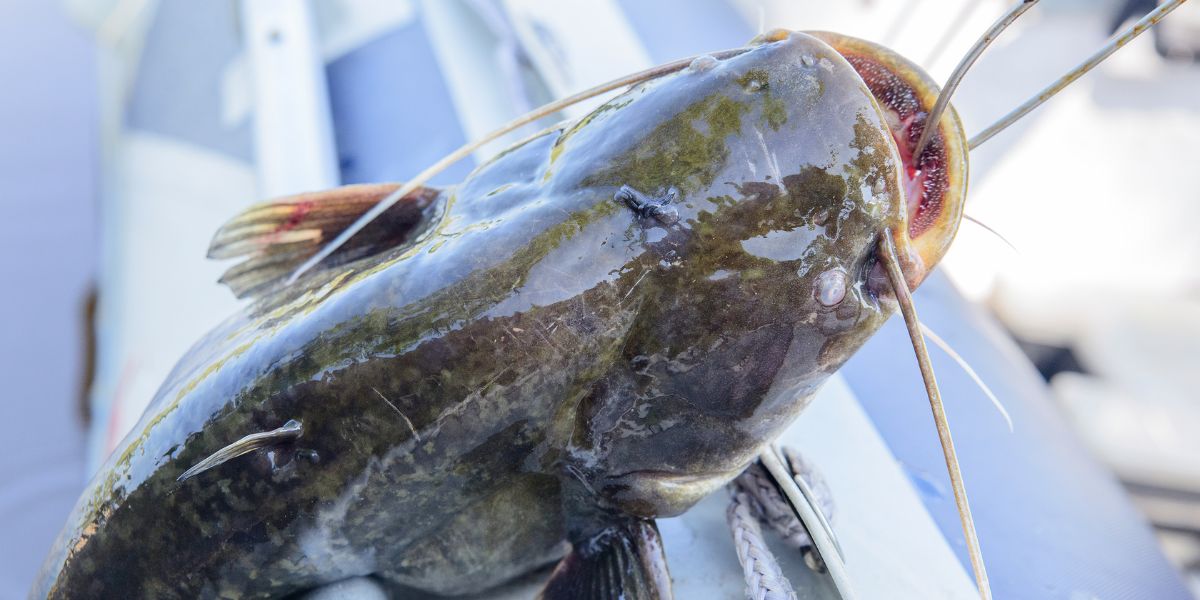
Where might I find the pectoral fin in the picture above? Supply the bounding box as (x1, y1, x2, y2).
(208, 183, 442, 298)
(539, 519, 672, 600)
(176, 419, 302, 482)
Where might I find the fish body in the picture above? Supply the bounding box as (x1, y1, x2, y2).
(34, 30, 965, 599)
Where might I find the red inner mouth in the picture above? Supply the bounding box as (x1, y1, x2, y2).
(840, 53, 950, 242)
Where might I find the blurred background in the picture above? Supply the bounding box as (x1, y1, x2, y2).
(1, 0, 1197, 598)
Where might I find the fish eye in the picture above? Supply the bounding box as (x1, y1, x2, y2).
(813, 269, 847, 307)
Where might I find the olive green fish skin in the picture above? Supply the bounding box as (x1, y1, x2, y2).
(35, 32, 905, 599)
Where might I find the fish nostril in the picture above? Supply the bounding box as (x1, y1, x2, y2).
(865, 259, 890, 300)
(814, 269, 847, 306)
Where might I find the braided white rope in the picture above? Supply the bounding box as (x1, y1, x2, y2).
(727, 489, 798, 600)
(726, 447, 836, 598)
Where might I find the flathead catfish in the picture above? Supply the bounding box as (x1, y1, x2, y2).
(35, 30, 966, 599)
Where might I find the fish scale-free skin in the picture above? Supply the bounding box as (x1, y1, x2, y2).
(35, 32, 908, 598)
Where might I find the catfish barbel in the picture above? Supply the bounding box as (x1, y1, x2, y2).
(33, 3, 1187, 596)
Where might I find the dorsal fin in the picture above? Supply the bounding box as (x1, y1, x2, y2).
(207, 183, 441, 298)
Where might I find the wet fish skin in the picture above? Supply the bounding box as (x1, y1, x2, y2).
(34, 31, 908, 599)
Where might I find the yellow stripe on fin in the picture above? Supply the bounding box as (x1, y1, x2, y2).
(207, 183, 443, 298)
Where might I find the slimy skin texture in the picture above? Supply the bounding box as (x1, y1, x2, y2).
(34, 31, 923, 599)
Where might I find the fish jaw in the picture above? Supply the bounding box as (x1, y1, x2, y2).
(597, 466, 752, 519)
(796, 30, 969, 287)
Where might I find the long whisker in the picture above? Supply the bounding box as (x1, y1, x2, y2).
(913, 0, 1040, 161)
(964, 214, 1019, 253)
(969, 0, 1189, 149)
(880, 231, 991, 600)
(920, 322, 1013, 432)
(288, 48, 746, 283)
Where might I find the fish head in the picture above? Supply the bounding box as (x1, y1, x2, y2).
(566, 30, 968, 517)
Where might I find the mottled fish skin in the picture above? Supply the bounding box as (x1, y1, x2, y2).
(34, 32, 906, 599)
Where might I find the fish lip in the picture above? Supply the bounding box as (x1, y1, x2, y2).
(605, 466, 747, 486)
(806, 30, 968, 288)
(599, 466, 753, 518)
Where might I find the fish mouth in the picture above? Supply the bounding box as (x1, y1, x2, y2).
(755, 30, 968, 288)
(614, 467, 747, 486)
(601, 466, 750, 518)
